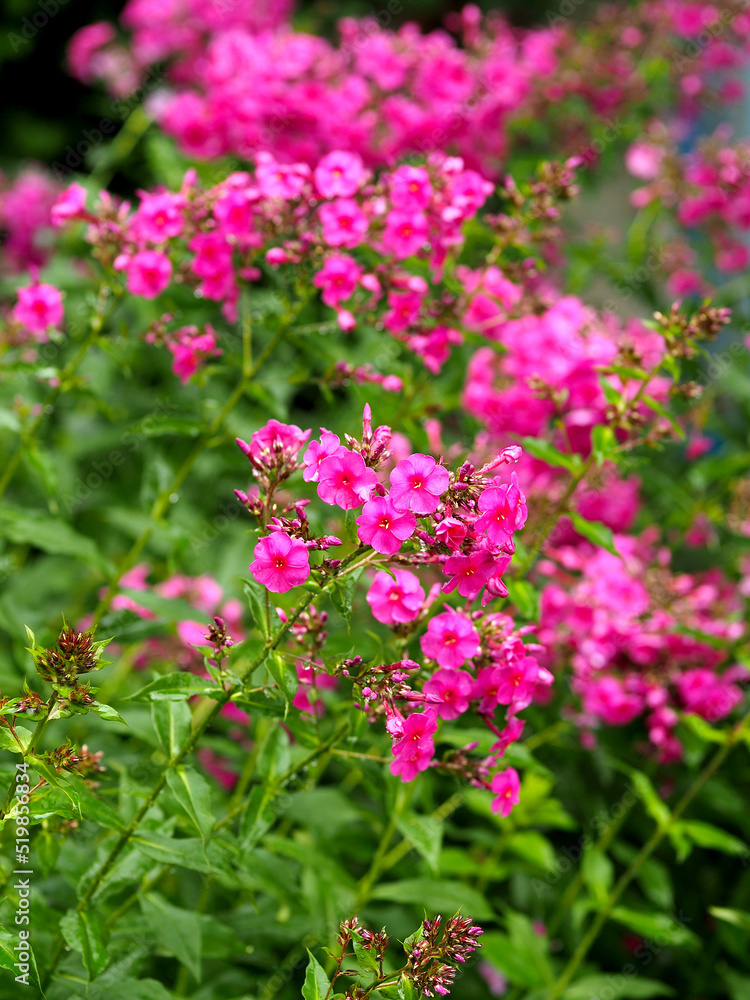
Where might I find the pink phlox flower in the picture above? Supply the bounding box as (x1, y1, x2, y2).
(389, 164, 433, 211)
(132, 189, 185, 244)
(475, 472, 528, 553)
(675, 668, 744, 722)
(407, 326, 463, 373)
(390, 454, 450, 515)
(366, 569, 425, 625)
(443, 548, 497, 599)
(313, 254, 362, 306)
(317, 448, 378, 509)
(390, 708, 438, 781)
(51, 183, 88, 226)
(420, 610, 481, 669)
(249, 533, 310, 593)
(255, 153, 310, 199)
(167, 324, 221, 383)
(189, 231, 232, 278)
(435, 516, 467, 549)
(424, 668, 473, 720)
(490, 718, 525, 758)
(303, 429, 344, 482)
(490, 767, 521, 817)
(314, 151, 366, 198)
(319, 198, 368, 248)
(382, 209, 429, 259)
(581, 676, 643, 726)
(116, 249, 172, 298)
(495, 656, 541, 713)
(239, 419, 311, 466)
(356, 495, 416, 555)
(12, 282, 64, 335)
(383, 288, 423, 333)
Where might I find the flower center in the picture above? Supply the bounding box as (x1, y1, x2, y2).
(378, 517, 391, 529)
(274, 557, 286, 569)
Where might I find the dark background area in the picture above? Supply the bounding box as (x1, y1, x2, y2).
(0, 0, 575, 171)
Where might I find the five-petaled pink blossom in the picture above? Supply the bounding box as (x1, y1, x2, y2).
(319, 198, 368, 248)
(317, 449, 378, 509)
(303, 430, 343, 482)
(420, 610, 481, 669)
(313, 254, 362, 306)
(424, 668, 473, 720)
(390, 708, 438, 781)
(366, 569, 425, 625)
(51, 182, 88, 226)
(475, 472, 528, 553)
(250, 533, 310, 593)
(116, 249, 172, 298)
(12, 282, 64, 334)
(491, 768, 521, 817)
(314, 151, 365, 198)
(356, 496, 416, 555)
(382, 209, 429, 259)
(390, 454, 450, 515)
(443, 549, 496, 599)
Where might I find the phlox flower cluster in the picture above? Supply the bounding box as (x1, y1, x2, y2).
(235, 410, 545, 812)
(537, 532, 749, 762)
(51, 153, 492, 374)
(0, 167, 61, 273)
(627, 128, 750, 280)
(67, 3, 750, 177)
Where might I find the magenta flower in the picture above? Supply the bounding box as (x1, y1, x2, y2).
(239, 419, 311, 466)
(132, 190, 185, 243)
(255, 153, 310, 199)
(442, 549, 496, 599)
(475, 473, 528, 553)
(491, 718, 525, 758)
(390, 454, 450, 515)
(314, 151, 365, 198)
(366, 569, 425, 625)
(581, 677, 643, 726)
(317, 449, 378, 509)
(424, 668, 473, 720)
(495, 657, 541, 712)
(382, 209, 429, 259)
(356, 496, 416, 555)
(390, 709, 438, 782)
(12, 282, 64, 334)
(435, 517, 467, 550)
(303, 430, 343, 482)
(249, 533, 310, 593)
(118, 249, 172, 299)
(313, 254, 362, 306)
(51, 182, 88, 226)
(472, 666, 503, 715)
(389, 164, 433, 211)
(420, 611, 481, 669)
(189, 231, 232, 279)
(319, 198, 368, 248)
(167, 325, 221, 383)
(491, 768, 521, 817)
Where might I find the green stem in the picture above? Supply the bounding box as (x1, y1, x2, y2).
(0, 693, 59, 820)
(546, 712, 750, 1000)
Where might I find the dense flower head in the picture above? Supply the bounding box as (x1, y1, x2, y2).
(166, 325, 221, 383)
(0, 167, 62, 272)
(115, 249, 172, 298)
(390, 708, 438, 781)
(249, 533, 311, 593)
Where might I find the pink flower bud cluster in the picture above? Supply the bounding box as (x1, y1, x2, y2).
(537, 533, 749, 762)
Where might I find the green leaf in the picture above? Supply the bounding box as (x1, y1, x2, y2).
(0, 508, 111, 573)
(302, 949, 331, 1000)
(240, 784, 277, 849)
(90, 701, 128, 725)
(140, 892, 202, 980)
(256, 723, 291, 782)
(60, 908, 110, 979)
(244, 578, 270, 637)
(166, 765, 215, 841)
(519, 437, 582, 474)
(0, 724, 33, 753)
(126, 672, 221, 701)
(675, 820, 749, 856)
(568, 513, 620, 557)
(680, 713, 729, 744)
(710, 907, 750, 933)
(151, 700, 191, 760)
(267, 651, 299, 709)
(610, 907, 699, 948)
(130, 832, 217, 873)
(591, 424, 617, 466)
(581, 847, 614, 905)
(641, 394, 684, 436)
(504, 578, 540, 621)
(369, 879, 493, 919)
(562, 975, 675, 998)
(351, 931, 380, 975)
(0, 929, 44, 993)
(74, 780, 126, 831)
(331, 570, 360, 631)
(394, 813, 444, 873)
